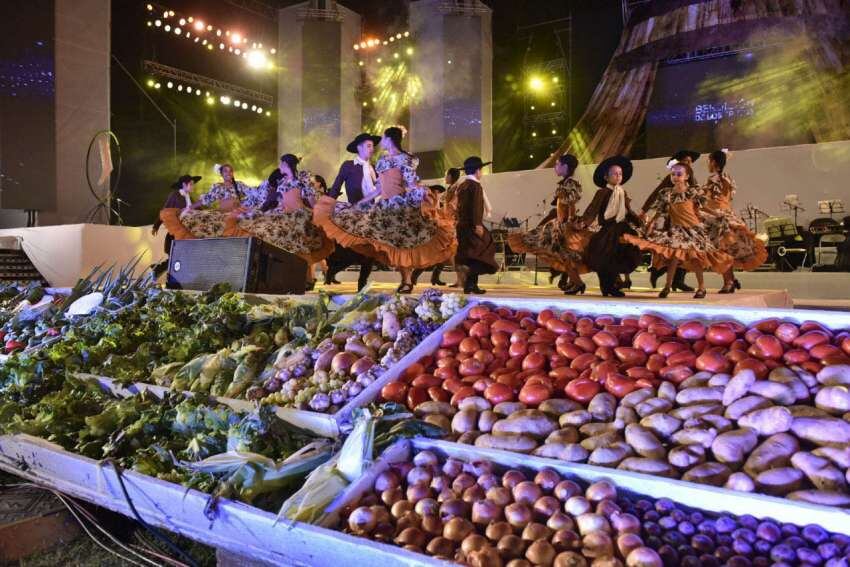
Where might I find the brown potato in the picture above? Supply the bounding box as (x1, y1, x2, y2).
(791, 416, 850, 447)
(640, 413, 682, 439)
(546, 427, 580, 445)
(711, 428, 759, 465)
(581, 432, 622, 452)
(620, 388, 655, 409)
(724, 472, 755, 492)
(681, 462, 732, 486)
(815, 386, 850, 415)
(657, 381, 677, 402)
(724, 395, 772, 421)
(588, 442, 634, 467)
(560, 410, 592, 428)
(614, 406, 639, 428)
(539, 398, 581, 416)
(668, 444, 706, 469)
(634, 398, 673, 418)
(494, 401, 527, 416)
(748, 381, 795, 405)
(618, 457, 675, 478)
(790, 451, 847, 492)
(624, 424, 666, 459)
(588, 393, 617, 422)
(414, 401, 454, 416)
(737, 406, 793, 436)
(452, 409, 479, 434)
(683, 414, 732, 433)
(672, 427, 718, 449)
(475, 433, 538, 453)
(580, 422, 620, 437)
(755, 467, 804, 496)
(817, 364, 850, 386)
(459, 396, 492, 412)
(493, 410, 558, 439)
(743, 433, 799, 476)
(478, 410, 499, 433)
(533, 443, 589, 463)
(723, 369, 757, 406)
(812, 446, 850, 469)
(676, 386, 723, 406)
(787, 489, 850, 507)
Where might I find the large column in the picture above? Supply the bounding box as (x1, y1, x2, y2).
(277, 1, 361, 178)
(409, 0, 492, 178)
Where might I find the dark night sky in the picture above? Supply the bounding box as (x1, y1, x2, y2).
(110, 0, 623, 223)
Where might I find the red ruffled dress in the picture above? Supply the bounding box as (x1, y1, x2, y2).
(700, 172, 767, 271)
(507, 177, 592, 274)
(622, 186, 733, 273)
(224, 171, 334, 265)
(312, 153, 456, 269)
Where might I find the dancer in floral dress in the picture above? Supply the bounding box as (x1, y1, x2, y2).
(225, 154, 334, 289)
(622, 162, 733, 299)
(508, 154, 592, 295)
(699, 149, 767, 293)
(179, 164, 259, 238)
(313, 126, 457, 294)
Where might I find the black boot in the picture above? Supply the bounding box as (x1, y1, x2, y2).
(649, 267, 666, 289)
(464, 273, 486, 295)
(430, 265, 446, 286)
(411, 268, 425, 286)
(357, 261, 373, 291)
(672, 268, 694, 292)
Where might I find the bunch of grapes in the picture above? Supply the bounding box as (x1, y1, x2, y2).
(380, 329, 418, 367)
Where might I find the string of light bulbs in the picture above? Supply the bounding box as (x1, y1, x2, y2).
(354, 31, 411, 51)
(145, 77, 271, 115)
(144, 3, 276, 70)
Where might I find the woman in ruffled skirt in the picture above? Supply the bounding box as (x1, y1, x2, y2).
(508, 154, 592, 294)
(225, 154, 334, 289)
(179, 163, 261, 238)
(622, 162, 733, 299)
(699, 149, 767, 293)
(313, 127, 457, 294)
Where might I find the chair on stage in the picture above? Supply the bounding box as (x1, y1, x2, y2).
(814, 233, 846, 268)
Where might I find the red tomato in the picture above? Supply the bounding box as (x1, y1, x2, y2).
(496, 372, 523, 390)
(443, 378, 465, 394)
(428, 386, 450, 402)
(509, 341, 528, 358)
(706, 324, 736, 346)
(625, 366, 655, 380)
(468, 305, 491, 320)
(557, 343, 583, 360)
(793, 330, 830, 350)
(646, 354, 667, 373)
(774, 323, 800, 344)
(484, 383, 515, 404)
(469, 321, 491, 338)
(403, 363, 425, 380)
(811, 344, 843, 360)
(450, 386, 477, 406)
(595, 346, 615, 361)
(614, 347, 647, 366)
(537, 309, 555, 326)
(381, 381, 407, 404)
(659, 365, 693, 384)
(638, 314, 665, 329)
(441, 328, 466, 348)
(406, 386, 429, 409)
(592, 331, 618, 348)
(657, 341, 686, 357)
(434, 366, 459, 381)
(604, 373, 637, 398)
(474, 349, 495, 365)
(633, 331, 660, 354)
(549, 366, 578, 381)
(753, 335, 784, 360)
(492, 320, 520, 334)
(491, 331, 510, 347)
(564, 378, 600, 403)
(412, 374, 441, 388)
(459, 358, 486, 377)
(546, 318, 571, 335)
(782, 349, 810, 365)
(676, 320, 706, 340)
(667, 350, 697, 368)
(574, 336, 596, 353)
(459, 337, 481, 355)
(522, 352, 546, 371)
(648, 323, 675, 337)
(570, 352, 598, 371)
(752, 318, 781, 334)
(734, 358, 768, 379)
(519, 384, 551, 406)
(473, 377, 494, 392)
(695, 349, 731, 373)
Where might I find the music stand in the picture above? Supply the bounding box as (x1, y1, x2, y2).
(818, 200, 845, 219)
(783, 194, 805, 226)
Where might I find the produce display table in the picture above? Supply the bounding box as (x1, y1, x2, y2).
(3, 290, 850, 566)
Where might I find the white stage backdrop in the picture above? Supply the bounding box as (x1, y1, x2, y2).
(433, 140, 850, 230)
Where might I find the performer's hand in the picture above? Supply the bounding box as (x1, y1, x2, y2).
(475, 225, 484, 237)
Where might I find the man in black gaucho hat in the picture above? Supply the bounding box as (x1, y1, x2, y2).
(454, 156, 498, 294)
(151, 173, 202, 277)
(322, 132, 383, 290)
(640, 149, 701, 292)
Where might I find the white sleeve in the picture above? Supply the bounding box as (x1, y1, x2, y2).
(482, 188, 493, 219)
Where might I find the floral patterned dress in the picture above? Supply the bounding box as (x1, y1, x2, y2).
(699, 172, 767, 271)
(622, 186, 733, 273)
(313, 152, 457, 269)
(228, 171, 334, 262)
(179, 181, 255, 239)
(507, 177, 593, 273)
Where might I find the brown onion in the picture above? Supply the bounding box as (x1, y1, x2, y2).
(431, 474, 451, 493)
(522, 522, 552, 542)
(595, 499, 621, 518)
(437, 488, 458, 502)
(370, 505, 390, 525)
(503, 469, 528, 489)
(395, 527, 427, 548)
(513, 481, 543, 505)
(381, 487, 403, 507)
(440, 498, 469, 520)
(402, 544, 422, 554)
(585, 480, 617, 503)
(413, 450, 439, 468)
(463, 484, 486, 503)
(374, 470, 400, 492)
(347, 506, 376, 534)
(461, 533, 490, 556)
(444, 516, 475, 542)
(469, 546, 505, 567)
(472, 499, 503, 524)
(486, 521, 515, 541)
(552, 529, 581, 551)
(534, 468, 561, 492)
(407, 466, 433, 486)
(453, 472, 478, 493)
(576, 513, 610, 536)
(477, 472, 501, 491)
(553, 551, 587, 567)
(506, 502, 533, 528)
(508, 560, 534, 567)
(443, 458, 464, 477)
(390, 499, 414, 518)
(427, 536, 455, 558)
(616, 533, 644, 558)
(406, 483, 431, 503)
(487, 486, 513, 507)
(421, 514, 443, 536)
(498, 534, 526, 559)
(582, 532, 613, 558)
(554, 480, 582, 502)
(625, 547, 662, 567)
(610, 512, 640, 534)
(526, 539, 557, 566)
(564, 496, 591, 516)
(547, 512, 575, 532)
(465, 460, 494, 476)
(396, 511, 421, 532)
(414, 497, 439, 516)
(533, 496, 561, 518)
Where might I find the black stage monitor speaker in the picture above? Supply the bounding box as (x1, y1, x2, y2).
(167, 237, 308, 294)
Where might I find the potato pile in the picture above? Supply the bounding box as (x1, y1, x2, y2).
(380, 304, 850, 505)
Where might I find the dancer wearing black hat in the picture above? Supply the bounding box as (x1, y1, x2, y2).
(508, 154, 592, 294)
(313, 126, 457, 294)
(579, 156, 642, 297)
(151, 174, 202, 277)
(321, 132, 382, 290)
(454, 156, 499, 294)
(641, 150, 701, 292)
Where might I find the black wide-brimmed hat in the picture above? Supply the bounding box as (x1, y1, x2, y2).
(429, 184, 446, 193)
(558, 153, 579, 172)
(346, 132, 382, 153)
(171, 174, 201, 189)
(462, 156, 492, 172)
(593, 155, 633, 188)
(672, 149, 700, 162)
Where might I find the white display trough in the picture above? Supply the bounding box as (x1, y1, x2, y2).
(325, 437, 850, 541)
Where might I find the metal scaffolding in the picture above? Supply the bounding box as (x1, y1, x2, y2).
(142, 60, 274, 105)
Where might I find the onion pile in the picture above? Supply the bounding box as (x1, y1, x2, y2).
(379, 305, 850, 505)
(339, 450, 850, 566)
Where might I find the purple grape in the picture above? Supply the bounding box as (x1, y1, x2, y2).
(645, 536, 663, 549)
(689, 511, 704, 525)
(757, 521, 781, 543)
(635, 499, 653, 512)
(830, 534, 850, 547)
(738, 514, 758, 530)
(699, 555, 720, 567)
(717, 534, 733, 547)
(681, 557, 701, 567)
(716, 515, 737, 533)
(771, 544, 797, 563)
(655, 498, 675, 513)
(732, 539, 753, 556)
(752, 558, 770, 567)
(662, 531, 685, 547)
(727, 557, 753, 567)
(670, 509, 686, 523)
(698, 519, 717, 535)
(715, 545, 732, 561)
(644, 510, 660, 522)
(657, 544, 679, 567)
(753, 539, 773, 555)
(798, 547, 823, 565)
(678, 521, 695, 536)
(805, 525, 830, 545)
(825, 559, 850, 567)
(820, 542, 841, 560)
(659, 516, 677, 530)
(691, 534, 715, 554)
(782, 523, 800, 537)
(785, 535, 806, 549)
(677, 545, 696, 558)
(733, 528, 756, 544)
(645, 521, 662, 537)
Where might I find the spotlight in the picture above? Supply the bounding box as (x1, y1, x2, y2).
(154, 19, 161, 26)
(220, 95, 231, 105)
(179, 18, 186, 25)
(207, 25, 212, 31)
(234, 48, 241, 55)
(389, 37, 395, 42)
(362, 101, 368, 107)
(396, 33, 402, 39)
(146, 79, 154, 87)
(194, 21, 204, 31)
(551, 129, 557, 134)
(447, 59, 452, 64)
(186, 86, 192, 93)
(550, 101, 556, 107)
(359, 41, 366, 48)
(187, 17, 193, 23)
(251, 104, 257, 111)
(154, 82, 161, 89)
(404, 31, 410, 37)
(530, 105, 535, 110)
(228, 47, 233, 52)
(146, 3, 153, 10)
(216, 29, 222, 36)
(164, 24, 171, 31)
(207, 44, 213, 50)
(234, 99, 241, 107)
(147, 21, 152, 27)
(552, 76, 559, 83)
(529, 154, 534, 159)
(177, 84, 183, 91)
(241, 102, 248, 109)
(394, 53, 399, 58)
(258, 43, 263, 48)
(376, 58, 382, 63)
(169, 10, 174, 16)
(406, 47, 413, 55)
(354, 44, 359, 50)
(205, 91, 210, 96)
(174, 27, 181, 34)
(270, 48, 276, 54)
(257, 107, 263, 113)
(532, 132, 537, 137)
(193, 36, 199, 42)
(219, 43, 225, 49)
(166, 81, 173, 88)
(196, 90, 201, 96)
(383, 41, 388, 45)
(358, 61, 364, 66)
(528, 76, 544, 92)
(202, 39, 207, 45)
(266, 111, 271, 116)
(206, 96, 215, 105)
(162, 10, 168, 18)
(231, 32, 242, 44)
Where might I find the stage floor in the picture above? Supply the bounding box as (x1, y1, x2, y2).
(316, 270, 796, 308)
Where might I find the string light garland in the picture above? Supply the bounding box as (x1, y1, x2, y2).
(145, 76, 271, 115)
(145, 2, 276, 70)
(353, 31, 411, 51)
